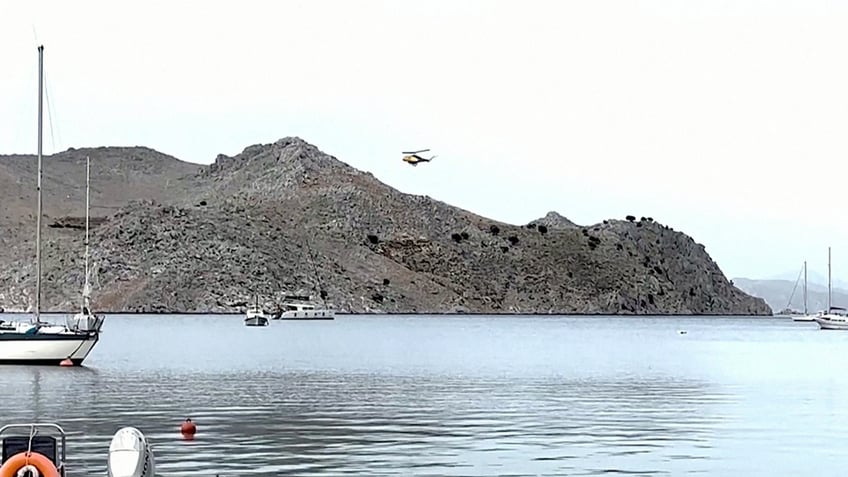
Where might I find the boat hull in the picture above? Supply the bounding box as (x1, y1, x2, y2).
(792, 315, 815, 322)
(0, 333, 99, 365)
(275, 310, 335, 320)
(816, 323, 848, 330)
(814, 316, 848, 330)
(244, 317, 269, 326)
(108, 426, 155, 477)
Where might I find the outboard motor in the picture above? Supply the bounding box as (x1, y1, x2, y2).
(107, 427, 155, 477)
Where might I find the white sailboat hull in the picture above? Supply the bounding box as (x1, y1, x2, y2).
(0, 334, 99, 365)
(7, 47, 104, 367)
(792, 314, 815, 322)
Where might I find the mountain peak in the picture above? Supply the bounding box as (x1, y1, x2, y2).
(208, 136, 354, 177)
(530, 211, 578, 229)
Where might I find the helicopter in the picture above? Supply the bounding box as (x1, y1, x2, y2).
(401, 149, 437, 166)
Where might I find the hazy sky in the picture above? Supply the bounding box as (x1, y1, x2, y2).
(2, 0, 847, 281)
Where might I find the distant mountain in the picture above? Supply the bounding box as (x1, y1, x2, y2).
(732, 277, 848, 313)
(766, 268, 848, 291)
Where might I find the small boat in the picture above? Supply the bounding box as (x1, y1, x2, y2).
(792, 312, 816, 322)
(273, 296, 335, 320)
(770, 261, 814, 321)
(244, 296, 270, 327)
(792, 261, 815, 321)
(107, 427, 156, 477)
(272, 240, 335, 320)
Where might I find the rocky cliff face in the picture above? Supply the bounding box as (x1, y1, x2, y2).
(0, 138, 771, 315)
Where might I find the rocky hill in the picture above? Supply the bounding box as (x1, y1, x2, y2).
(0, 137, 771, 315)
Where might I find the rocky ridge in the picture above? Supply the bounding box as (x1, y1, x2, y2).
(0, 138, 772, 315)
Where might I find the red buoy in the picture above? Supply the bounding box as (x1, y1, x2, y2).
(59, 358, 73, 367)
(180, 418, 196, 437)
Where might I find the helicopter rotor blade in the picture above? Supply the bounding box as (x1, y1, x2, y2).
(402, 149, 430, 154)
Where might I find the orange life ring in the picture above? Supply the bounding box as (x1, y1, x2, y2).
(0, 451, 60, 477)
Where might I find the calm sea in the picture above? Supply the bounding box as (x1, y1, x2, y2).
(0, 313, 845, 476)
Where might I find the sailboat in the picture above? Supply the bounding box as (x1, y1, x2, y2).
(789, 261, 814, 321)
(68, 156, 105, 332)
(244, 295, 270, 326)
(814, 247, 848, 330)
(0, 45, 104, 364)
(272, 239, 335, 320)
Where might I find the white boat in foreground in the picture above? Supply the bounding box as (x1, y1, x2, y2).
(0, 45, 104, 365)
(108, 426, 156, 477)
(0, 322, 100, 365)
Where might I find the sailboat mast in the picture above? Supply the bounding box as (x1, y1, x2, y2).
(34, 45, 44, 324)
(83, 155, 91, 309)
(803, 260, 807, 315)
(828, 247, 832, 311)
(304, 238, 328, 308)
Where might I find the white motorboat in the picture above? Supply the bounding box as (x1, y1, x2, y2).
(273, 295, 335, 320)
(0, 46, 104, 365)
(814, 308, 848, 330)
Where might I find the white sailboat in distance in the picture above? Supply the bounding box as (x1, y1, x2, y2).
(814, 247, 848, 330)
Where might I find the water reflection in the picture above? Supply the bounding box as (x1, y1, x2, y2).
(0, 366, 729, 476)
